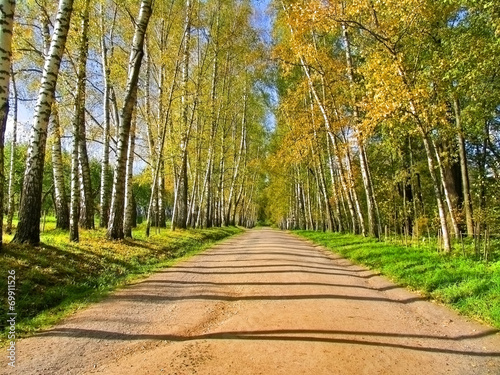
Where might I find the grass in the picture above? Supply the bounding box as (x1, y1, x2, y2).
(1, 221, 243, 344)
(293, 231, 500, 329)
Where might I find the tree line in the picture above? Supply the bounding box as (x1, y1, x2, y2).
(266, 0, 500, 253)
(1, 0, 268, 246)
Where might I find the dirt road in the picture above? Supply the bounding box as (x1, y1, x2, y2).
(10, 228, 500, 374)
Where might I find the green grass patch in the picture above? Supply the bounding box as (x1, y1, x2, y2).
(293, 231, 500, 329)
(1, 224, 243, 344)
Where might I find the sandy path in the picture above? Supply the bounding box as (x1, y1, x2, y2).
(7, 228, 500, 375)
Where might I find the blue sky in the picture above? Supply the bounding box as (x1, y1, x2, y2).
(251, 0, 274, 45)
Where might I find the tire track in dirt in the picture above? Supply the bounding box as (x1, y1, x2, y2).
(7, 228, 500, 375)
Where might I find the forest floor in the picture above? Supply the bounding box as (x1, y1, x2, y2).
(8, 228, 500, 375)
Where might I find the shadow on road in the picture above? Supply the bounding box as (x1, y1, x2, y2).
(38, 327, 500, 357)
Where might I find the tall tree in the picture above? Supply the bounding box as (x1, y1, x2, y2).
(76, 0, 93, 230)
(172, 0, 192, 230)
(12, 0, 74, 245)
(5, 64, 17, 235)
(98, 0, 115, 228)
(0, 0, 16, 246)
(49, 104, 70, 229)
(107, 0, 153, 240)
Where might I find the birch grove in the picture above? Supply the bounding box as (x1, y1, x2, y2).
(2, 0, 499, 252)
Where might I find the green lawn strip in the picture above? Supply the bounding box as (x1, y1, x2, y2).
(1, 225, 243, 344)
(293, 231, 500, 329)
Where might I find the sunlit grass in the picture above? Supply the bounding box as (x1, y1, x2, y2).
(0, 221, 243, 344)
(294, 231, 500, 329)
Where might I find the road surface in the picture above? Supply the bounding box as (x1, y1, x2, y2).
(10, 228, 500, 374)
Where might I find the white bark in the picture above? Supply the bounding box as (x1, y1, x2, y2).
(5, 65, 17, 234)
(13, 0, 74, 244)
(107, 0, 153, 240)
(0, 0, 15, 244)
(123, 116, 136, 238)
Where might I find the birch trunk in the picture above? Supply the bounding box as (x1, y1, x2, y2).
(396, 62, 451, 252)
(317, 150, 335, 231)
(297, 43, 358, 232)
(5, 65, 17, 235)
(453, 97, 474, 236)
(0, 0, 15, 244)
(332, 136, 358, 233)
(433, 139, 460, 238)
(107, 0, 152, 240)
(202, 0, 220, 228)
(69, 109, 80, 242)
(326, 134, 343, 231)
(344, 142, 366, 236)
(123, 116, 136, 238)
(225, 100, 246, 225)
(13, 0, 74, 245)
(50, 104, 69, 230)
(99, 2, 114, 228)
(341, 22, 378, 237)
(173, 0, 192, 230)
(421, 132, 451, 251)
(76, 0, 93, 229)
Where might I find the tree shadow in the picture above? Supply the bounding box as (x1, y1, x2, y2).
(38, 327, 500, 357)
(137, 279, 399, 292)
(172, 263, 368, 273)
(156, 268, 382, 279)
(106, 291, 424, 304)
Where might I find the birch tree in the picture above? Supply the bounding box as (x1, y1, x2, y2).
(0, 0, 15, 246)
(12, 0, 73, 245)
(107, 0, 153, 240)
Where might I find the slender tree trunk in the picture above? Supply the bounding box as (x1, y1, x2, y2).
(107, 0, 152, 240)
(421, 132, 451, 251)
(326, 134, 343, 231)
(5, 65, 17, 235)
(341, 22, 378, 237)
(217, 130, 226, 227)
(145, 50, 182, 236)
(13, 0, 74, 245)
(453, 97, 474, 236)
(343, 142, 366, 236)
(305, 171, 314, 229)
(99, 2, 114, 228)
(317, 150, 335, 231)
(50, 104, 69, 229)
(74, 0, 93, 229)
(123, 115, 136, 238)
(476, 122, 489, 234)
(69, 108, 80, 242)
(396, 62, 451, 252)
(158, 167, 167, 227)
(432, 138, 460, 238)
(296, 39, 358, 233)
(0, 0, 15, 245)
(173, 0, 192, 230)
(225, 99, 246, 225)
